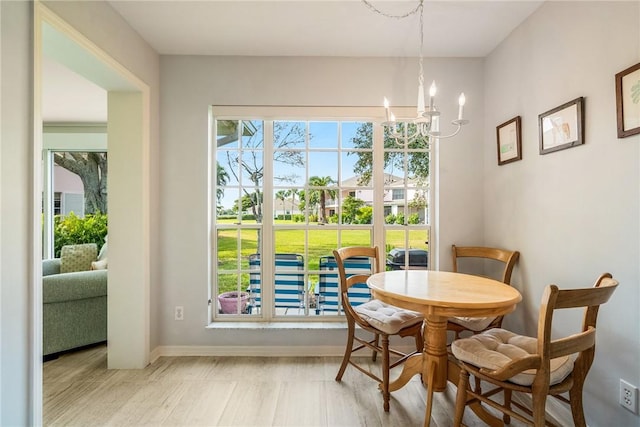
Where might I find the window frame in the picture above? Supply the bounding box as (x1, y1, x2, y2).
(210, 106, 434, 323)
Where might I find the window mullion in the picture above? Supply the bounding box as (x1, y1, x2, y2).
(372, 123, 385, 251)
(263, 120, 275, 319)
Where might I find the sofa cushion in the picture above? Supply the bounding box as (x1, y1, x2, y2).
(60, 243, 97, 273)
(43, 270, 108, 303)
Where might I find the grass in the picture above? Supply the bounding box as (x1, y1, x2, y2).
(215, 219, 428, 294)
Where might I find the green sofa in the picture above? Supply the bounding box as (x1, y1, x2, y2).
(43, 258, 107, 357)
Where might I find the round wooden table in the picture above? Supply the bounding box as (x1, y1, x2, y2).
(367, 270, 522, 427)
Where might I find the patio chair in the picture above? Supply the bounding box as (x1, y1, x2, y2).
(316, 254, 372, 315)
(248, 253, 305, 314)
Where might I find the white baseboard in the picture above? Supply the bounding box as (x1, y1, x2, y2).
(149, 344, 418, 364)
(150, 345, 347, 363)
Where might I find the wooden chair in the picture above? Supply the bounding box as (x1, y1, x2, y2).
(451, 273, 618, 427)
(449, 245, 520, 339)
(333, 246, 424, 412)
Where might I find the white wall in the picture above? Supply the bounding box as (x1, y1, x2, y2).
(0, 2, 33, 425)
(484, 2, 640, 426)
(159, 55, 484, 347)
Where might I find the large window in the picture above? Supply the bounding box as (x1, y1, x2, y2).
(212, 107, 430, 321)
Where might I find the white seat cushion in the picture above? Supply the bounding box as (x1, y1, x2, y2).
(354, 299, 423, 335)
(449, 315, 496, 332)
(451, 328, 576, 386)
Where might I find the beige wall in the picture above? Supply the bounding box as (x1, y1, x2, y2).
(159, 55, 485, 347)
(483, 2, 639, 425)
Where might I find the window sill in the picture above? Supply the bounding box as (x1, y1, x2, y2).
(206, 321, 347, 330)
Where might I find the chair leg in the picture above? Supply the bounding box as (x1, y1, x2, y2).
(503, 388, 512, 424)
(382, 334, 390, 412)
(372, 333, 380, 362)
(569, 384, 587, 427)
(336, 323, 355, 381)
(453, 367, 470, 426)
(531, 389, 548, 427)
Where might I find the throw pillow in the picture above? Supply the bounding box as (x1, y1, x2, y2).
(91, 259, 108, 270)
(60, 243, 98, 273)
(98, 235, 108, 261)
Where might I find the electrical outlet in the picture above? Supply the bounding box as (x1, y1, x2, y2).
(174, 306, 184, 321)
(620, 379, 638, 414)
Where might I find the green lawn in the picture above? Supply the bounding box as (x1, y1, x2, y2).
(216, 219, 428, 294)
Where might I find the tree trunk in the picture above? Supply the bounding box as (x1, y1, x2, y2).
(53, 152, 107, 214)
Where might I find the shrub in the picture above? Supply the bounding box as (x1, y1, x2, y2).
(408, 213, 420, 224)
(356, 206, 373, 224)
(54, 212, 108, 257)
(328, 214, 339, 224)
(385, 214, 396, 224)
(395, 212, 405, 225)
(309, 214, 318, 223)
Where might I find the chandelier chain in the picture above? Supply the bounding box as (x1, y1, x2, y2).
(361, 0, 422, 20)
(362, 0, 468, 141)
(362, 1, 426, 90)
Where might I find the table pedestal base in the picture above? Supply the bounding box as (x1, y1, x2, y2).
(387, 316, 504, 427)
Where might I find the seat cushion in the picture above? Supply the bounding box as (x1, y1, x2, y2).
(449, 315, 496, 332)
(451, 328, 575, 386)
(354, 299, 423, 335)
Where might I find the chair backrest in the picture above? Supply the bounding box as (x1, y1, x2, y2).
(451, 245, 520, 284)
(248, 253, 305, 311)
(317, 249, 375, 314)
(330, 247, 381, 322)
(536, 273, 618, 386)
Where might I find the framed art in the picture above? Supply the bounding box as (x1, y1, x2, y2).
(615, 62, 640, 138)
(496, 116, 522, 165)
(539, 97, 584, 155)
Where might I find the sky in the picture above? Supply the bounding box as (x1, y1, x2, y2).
(216, 120, 370, 211)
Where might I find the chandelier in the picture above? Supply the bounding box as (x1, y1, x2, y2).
(363, 0, 469, 141)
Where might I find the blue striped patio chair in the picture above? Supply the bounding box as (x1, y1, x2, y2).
(248, 253, 305, 314)
(316, 254, 372, 315)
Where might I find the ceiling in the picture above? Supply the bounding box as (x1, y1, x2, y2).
(43, 0, 543, 123)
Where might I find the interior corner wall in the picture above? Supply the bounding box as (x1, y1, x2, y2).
(483, 2, 639, 426)
(159, 55, 484, 348)
(0, 1, 33, 425)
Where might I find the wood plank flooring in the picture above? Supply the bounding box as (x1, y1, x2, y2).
(43, 344, 533, 427)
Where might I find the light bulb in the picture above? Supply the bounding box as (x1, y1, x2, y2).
(458, 93, 466, 120)
(429, 81, 437, 97)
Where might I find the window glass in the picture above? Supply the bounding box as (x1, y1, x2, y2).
(213, 112, 430, 320)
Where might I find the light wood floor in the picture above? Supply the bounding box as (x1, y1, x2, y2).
(44, 344, 534, 427)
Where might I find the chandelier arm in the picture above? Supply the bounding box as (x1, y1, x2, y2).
(428, 122, 463, 139)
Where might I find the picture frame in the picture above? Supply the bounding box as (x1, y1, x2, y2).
(615, 62, 640, 138)
(539, 97, 585, 155)
(496, 116, 522, 165)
